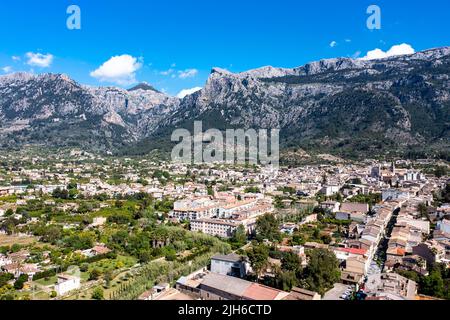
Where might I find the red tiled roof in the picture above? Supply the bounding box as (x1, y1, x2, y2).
(242, 283, 283, 300)
(336, 247, 367, 255)
(93, 246, 111, 255)
(387, 247, 406, 256)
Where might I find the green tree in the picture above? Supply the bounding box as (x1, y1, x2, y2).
(91, 287, 104, 300)
(434, 166, 448, 178)
(275, 270, 299, 291)
(256, 214, 281, 242)
(14, 274, 28, 290)
(231, 225, 247, 245)
(80, 263, 89, 272)
(52, 187, 69, 200)
(421, 271, 444, 298)
(89, 269, 102, 281)
(0, 273, 14, 287)
(245, 186, 261, 194)
(104, 271, 113, 288)
(281, 252, 302, 274)
(247, 244, 270, 278)
(300, 249, 341, 295)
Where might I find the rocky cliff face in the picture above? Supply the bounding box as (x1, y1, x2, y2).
(1, 47, 449, 158)
(151, 47, 450, 158)
(0, 73, 179, 151)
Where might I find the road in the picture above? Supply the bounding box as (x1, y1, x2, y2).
(366, 207, 400, 277)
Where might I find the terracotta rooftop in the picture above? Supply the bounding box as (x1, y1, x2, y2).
(242, 283, 286, 300)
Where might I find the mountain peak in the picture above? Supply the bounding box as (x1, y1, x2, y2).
(128, 82, 160, 93)
(210, 67, 232, 75)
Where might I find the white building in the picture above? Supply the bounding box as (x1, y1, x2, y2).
(382, 189, 410, 202)
(210, 254, 249, 278)
(91, 217, 107, 227)
(321, 185, 341, 197)
(320, 201, 340, 213)
(171, 198, 220, 221)
(437, 218, 450, 235)
(190, 219, 239, 238)
(55, 274, 81, 296)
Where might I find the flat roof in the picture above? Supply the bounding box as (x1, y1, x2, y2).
(212, 253, 244, 263)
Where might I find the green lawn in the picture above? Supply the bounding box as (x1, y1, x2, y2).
(35, 276, 57, 287)
(88, 255, 137, 274)
(33, 290, 51, 300)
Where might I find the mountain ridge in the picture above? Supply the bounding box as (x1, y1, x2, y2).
(1, 46, 449, 160)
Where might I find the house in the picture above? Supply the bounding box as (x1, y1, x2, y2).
(303, 242, 329, 250)
(321, 186, 341, 197)
(81, 244, 111, 258)
(91, 245, 111, 256)
(336, 211, 366, 223)
(348, 222, 364, 239)
(2, 263, 21, 278)
(8, 250, 29, 264)
(364, 273, 417, 300)
(345, 255, 370, 274)
(210, 254, 249, 279)
(437, 218, 450, 234)
(0, 254, 12, 267)
(283, 287, 321, 300)
(397, 215, 430, 235)
(412, 240, 446, 266)
(333, 247, 368, 261)
(382, 189, 410, 202)
(336, 212, 351, 221)
(194, 272, 289, 300)
(277, 245, 305, 257)
(340, 203, 369, 215)
(320, 201, 340, 213)
(300, 214, 318, 225)
(280, 223, 297, 235)
(55, 274, 81, 296)
(138, 283, 170, 300)
(20, 264, 40, 280)
(91, 217, 107, 228)
(388, 255, 429, 276)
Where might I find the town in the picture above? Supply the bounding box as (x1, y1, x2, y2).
(0, 149, 448, 301)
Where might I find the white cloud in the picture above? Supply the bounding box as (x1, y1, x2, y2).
(178, 69, 198, 79)
(2, 66, 13, 73)
(160, 67, 199, 79)
(361, 43, 415, 60)
(345, 39, 352, 43)
(26, 52, 54, 68)
(12, 56, 21, 62)
(90, 54, 142, 85)
(160, 69, 175, 76)
(330, 41, 337, 48)
(176, 87, 202, 99)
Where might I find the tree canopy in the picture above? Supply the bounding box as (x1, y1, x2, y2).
(256, 214, 281, 242)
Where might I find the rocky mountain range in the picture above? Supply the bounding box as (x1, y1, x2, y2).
(1, 47, 449, 159)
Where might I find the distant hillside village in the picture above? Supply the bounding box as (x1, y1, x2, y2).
(0, 150, 449, 300)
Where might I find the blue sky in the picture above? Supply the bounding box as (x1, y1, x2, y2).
(0, 0, 449, 96)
